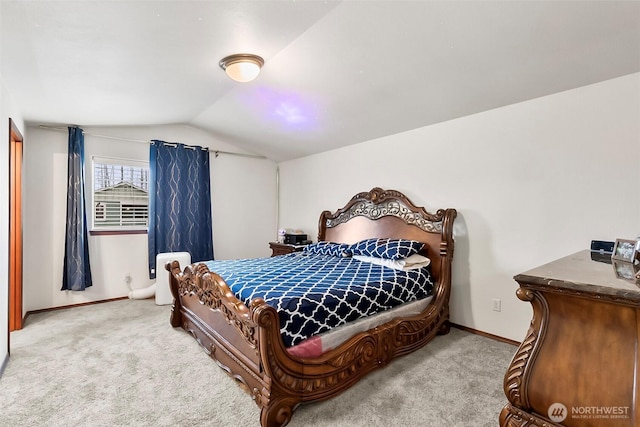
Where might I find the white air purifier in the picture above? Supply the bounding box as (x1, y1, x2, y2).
(155, 252, 191, 305)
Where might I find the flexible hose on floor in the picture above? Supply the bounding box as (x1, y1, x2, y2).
(129, 283, 156, 299)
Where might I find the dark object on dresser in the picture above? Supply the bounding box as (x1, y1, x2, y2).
(590, 239, 615, 263)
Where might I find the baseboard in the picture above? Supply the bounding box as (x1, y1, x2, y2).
(24, 296, 130, 323)
(0, 352, 8, 379)
(450, 322, 520, 346)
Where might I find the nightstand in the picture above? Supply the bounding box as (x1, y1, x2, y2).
(269, 242, 306, 257)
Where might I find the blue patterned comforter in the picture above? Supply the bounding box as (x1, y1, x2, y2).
(204, 252, 434, 347)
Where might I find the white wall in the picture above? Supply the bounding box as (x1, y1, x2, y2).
(278, 73, 640, 342)
(211, 154, 280, 260)
(0, 73, 25, 372)
(23, 124, 277, 312)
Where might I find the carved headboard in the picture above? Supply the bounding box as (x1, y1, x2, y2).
(317, 187, 456, 284)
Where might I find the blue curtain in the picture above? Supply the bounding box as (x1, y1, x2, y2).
(61, 127, 93, 291)
(148, 140, 214, 279)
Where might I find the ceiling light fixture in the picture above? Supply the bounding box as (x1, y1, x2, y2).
(219, 53, 264, 83)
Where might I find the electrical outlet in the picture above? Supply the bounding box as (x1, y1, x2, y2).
(492, 298, 501, 312)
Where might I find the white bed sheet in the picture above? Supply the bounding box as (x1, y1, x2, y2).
(287, 296, 433, 358)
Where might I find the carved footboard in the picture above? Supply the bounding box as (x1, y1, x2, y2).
(167, 261, 270, 405)
(167, 259, 450, 427)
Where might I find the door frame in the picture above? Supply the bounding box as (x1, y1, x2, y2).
(9, 118, 24, 341)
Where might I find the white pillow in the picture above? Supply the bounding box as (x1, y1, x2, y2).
(353, 253, 431, 271)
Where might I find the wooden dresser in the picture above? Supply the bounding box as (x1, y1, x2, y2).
(500, 250, 640, 427)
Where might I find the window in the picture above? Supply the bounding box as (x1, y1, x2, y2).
(95, 202, 106, 221)
(92, 157, 149, 231)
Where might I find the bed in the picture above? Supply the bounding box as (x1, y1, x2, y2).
(166, 187, 457, 426)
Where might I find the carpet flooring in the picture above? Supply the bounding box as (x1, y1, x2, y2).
(1, 299, 516, 426)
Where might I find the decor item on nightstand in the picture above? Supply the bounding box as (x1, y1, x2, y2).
(612, 238, 638, 263)
(284, 232, 307, 245)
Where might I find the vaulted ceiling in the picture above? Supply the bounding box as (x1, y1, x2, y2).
(2, 1, 639, 161)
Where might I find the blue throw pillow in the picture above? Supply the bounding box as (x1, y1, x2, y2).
(303, 241, 351, 257)
(348, 238, 425, 260)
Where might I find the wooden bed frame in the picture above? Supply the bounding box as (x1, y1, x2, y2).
(167, 187, 457, 426)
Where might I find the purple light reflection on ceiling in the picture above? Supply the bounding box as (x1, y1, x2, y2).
(248, 86, 319, 131)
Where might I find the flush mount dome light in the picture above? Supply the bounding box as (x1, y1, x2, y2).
(219, 53, 264, 83)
